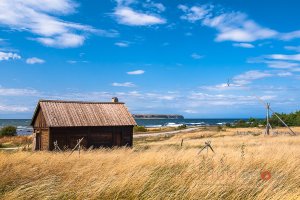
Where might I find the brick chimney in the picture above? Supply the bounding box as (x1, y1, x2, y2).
(112, 97, 119, 103)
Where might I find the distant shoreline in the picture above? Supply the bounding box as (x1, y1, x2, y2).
(133, 114, 184, 119)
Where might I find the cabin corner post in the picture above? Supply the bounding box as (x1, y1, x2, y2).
(130, 125, 134, 147)
(32, 129, 37, 151)
(49, 127, 52, 151)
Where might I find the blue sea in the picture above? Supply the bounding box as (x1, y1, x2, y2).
(0, 118, 243, 135)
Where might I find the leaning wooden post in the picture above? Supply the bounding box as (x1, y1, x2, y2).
(68, 137, 84, 157)
(78, 139, 81, 157)
(198, 141, 215, 154)
(270, 109, 296, 136)
(265, 103, 270, 135)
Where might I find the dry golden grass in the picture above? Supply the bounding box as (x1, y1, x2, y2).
(0, 128, 299, 200)
(0, 136, 32, 148)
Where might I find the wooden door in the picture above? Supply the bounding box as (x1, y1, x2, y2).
(35, 132, 41, 150)
(114, 132, 122, 146)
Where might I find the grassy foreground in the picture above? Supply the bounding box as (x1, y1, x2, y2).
(0, 128, 299, 200)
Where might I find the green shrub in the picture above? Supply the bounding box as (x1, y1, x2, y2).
(217, 125, 223, 131)
(134, 126, 147, 132)
(0, 126, 17, 136)
(225, 123, 232, 127)
(176, 124, 187, 130)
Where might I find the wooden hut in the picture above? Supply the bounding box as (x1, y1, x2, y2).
(31, 98, 136, 150)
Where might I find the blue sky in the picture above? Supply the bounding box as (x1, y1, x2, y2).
(0, 0, 300, 118)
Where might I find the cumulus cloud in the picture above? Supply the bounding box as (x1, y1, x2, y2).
(33, 34, 85, 48)
(114, 7, 166, 26)
(0, 51, 21, 61)
(179, 4, 300, 42)
(112, 82, 136, 87)
(0, 0, 113, 48)
(233, 43, 255, 48)
(127, 70, 145, 75)
(113, 0, 166, 26)
(26, 57, 45, 64)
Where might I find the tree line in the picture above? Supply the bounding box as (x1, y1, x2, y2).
(226, 110, 300, 128)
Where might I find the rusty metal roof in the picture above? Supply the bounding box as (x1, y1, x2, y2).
(31, 100, 137, 127)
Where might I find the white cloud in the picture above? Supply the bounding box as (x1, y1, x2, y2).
(202, 70, 275, 90)
(267, 54, 300, 62)
(248, 56, 300, 69)
(285, 46, 300, 52)
(114, 7, 166, 26)
(112, 82, 136, 87)
(264, 61, 299, 69)
(33, 33, 85, 48)
(280, 30, 300, 41)
(26, 57, 45, 64)
(200, 83, 245, 91)
(0, 0, 112, 48)
(115, 41, 129, 47)
(179, 5, 277, 42)
(67, 60, 88, 64)
(191, 53, 203, 59)
(178, 5, 210, 22)
(233, 70, 273, 85)
(127, 70, 145, 75)
(1, 85, 296, 117)
(233, 43, 255, 48)
(0, 52, 21, 61)
(116, 0, 136, 7)
(143, 1, 165, 13)
(188, 92, 264, 106)
(184, 109, 198, 114)
(0, 86, 38, 96)
(67, 60, 78, 64)
(145, 93, 177, 100)
(277, 72, 293, 77)
(179, 4, 300, 42)
(0, 104, 29, 112)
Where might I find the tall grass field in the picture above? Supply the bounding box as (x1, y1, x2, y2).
(0, 127, 299, 200)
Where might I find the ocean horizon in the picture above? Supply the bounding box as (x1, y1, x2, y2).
(0, 118, 256, 135)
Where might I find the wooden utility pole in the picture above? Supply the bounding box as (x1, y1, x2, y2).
(265, 103, 271, 135)
(226, 78, 296, 136)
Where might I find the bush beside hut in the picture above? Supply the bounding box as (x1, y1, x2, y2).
(0, 126, 17, 137)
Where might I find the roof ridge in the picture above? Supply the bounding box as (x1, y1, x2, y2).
(39, 99, 124, 104)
